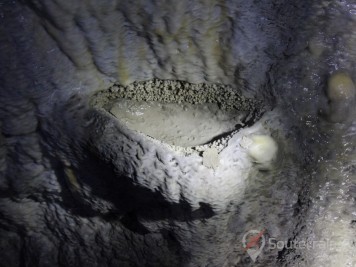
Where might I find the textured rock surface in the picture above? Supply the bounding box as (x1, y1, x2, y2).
(1, 0, 356, 266)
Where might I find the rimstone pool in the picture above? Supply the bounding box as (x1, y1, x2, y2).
(92, 79, 263, 147)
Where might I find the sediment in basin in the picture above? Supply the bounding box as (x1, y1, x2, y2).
(108, 99, 248, 147)
(92, 79, 263, 147)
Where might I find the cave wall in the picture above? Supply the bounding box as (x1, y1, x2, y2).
(1, 0, 356, 266)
